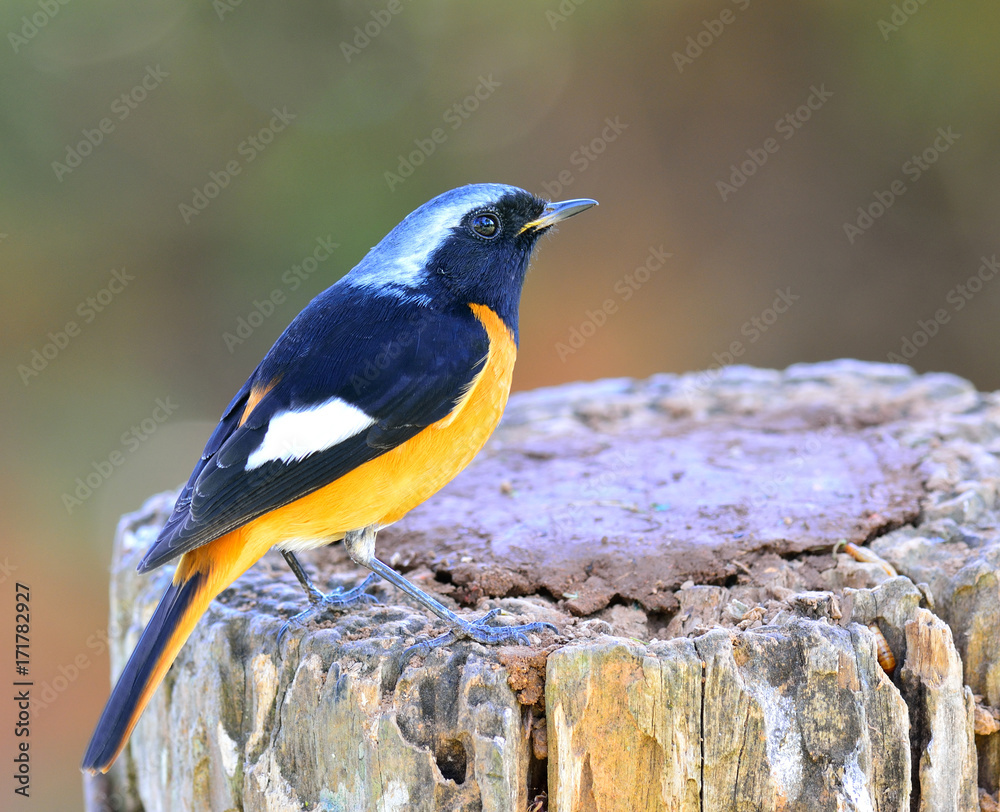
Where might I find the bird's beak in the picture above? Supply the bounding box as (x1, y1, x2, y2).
(520, 198, 598, 234)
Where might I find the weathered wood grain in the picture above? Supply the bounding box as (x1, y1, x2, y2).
(85, 362, 1000, 811)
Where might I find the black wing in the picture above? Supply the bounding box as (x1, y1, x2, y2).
(138, 288, 488, 572)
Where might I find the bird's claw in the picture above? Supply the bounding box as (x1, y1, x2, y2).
(402, 608, 557, 660)
(278, 573, 381, 645)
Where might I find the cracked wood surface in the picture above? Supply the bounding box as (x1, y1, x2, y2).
(88, 361, 1000, 811)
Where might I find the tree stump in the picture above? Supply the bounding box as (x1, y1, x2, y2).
(86, 361, 1000, 811)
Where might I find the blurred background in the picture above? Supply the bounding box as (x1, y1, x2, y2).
(2, 1, 999, 807)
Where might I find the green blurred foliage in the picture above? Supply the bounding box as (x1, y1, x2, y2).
(1, 1, 999, 807)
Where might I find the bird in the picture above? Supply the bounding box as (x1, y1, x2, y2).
(82, 183, 597, 774)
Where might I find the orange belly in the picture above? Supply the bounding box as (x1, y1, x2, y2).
(176, 303, 515, 586)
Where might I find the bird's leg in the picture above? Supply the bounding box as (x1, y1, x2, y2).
(343, 526, 557, 652)
(277, 550, 380, 643)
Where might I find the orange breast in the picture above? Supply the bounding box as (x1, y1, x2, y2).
(214, 303, 516, 567)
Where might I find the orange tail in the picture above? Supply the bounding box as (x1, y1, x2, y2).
(82, 534, 256, 774)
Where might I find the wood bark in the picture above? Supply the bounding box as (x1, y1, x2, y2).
(85, 362, 1000, 811)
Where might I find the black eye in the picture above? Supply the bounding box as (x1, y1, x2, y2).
(470, 212, 500, 239)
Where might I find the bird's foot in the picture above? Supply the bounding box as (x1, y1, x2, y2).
(278, 573, 381, 644)
(403, 608, 557, 660)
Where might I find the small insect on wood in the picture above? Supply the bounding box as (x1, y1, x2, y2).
(868, 622, 896, 674)
(834, 540, 898, 578)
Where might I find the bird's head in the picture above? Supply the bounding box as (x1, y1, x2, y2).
(345, 183, 597, 340)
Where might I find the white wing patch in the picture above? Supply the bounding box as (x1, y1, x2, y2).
(245, 397, 376, 469)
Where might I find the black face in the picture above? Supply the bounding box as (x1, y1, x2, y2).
(431, 190, 550, 340)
